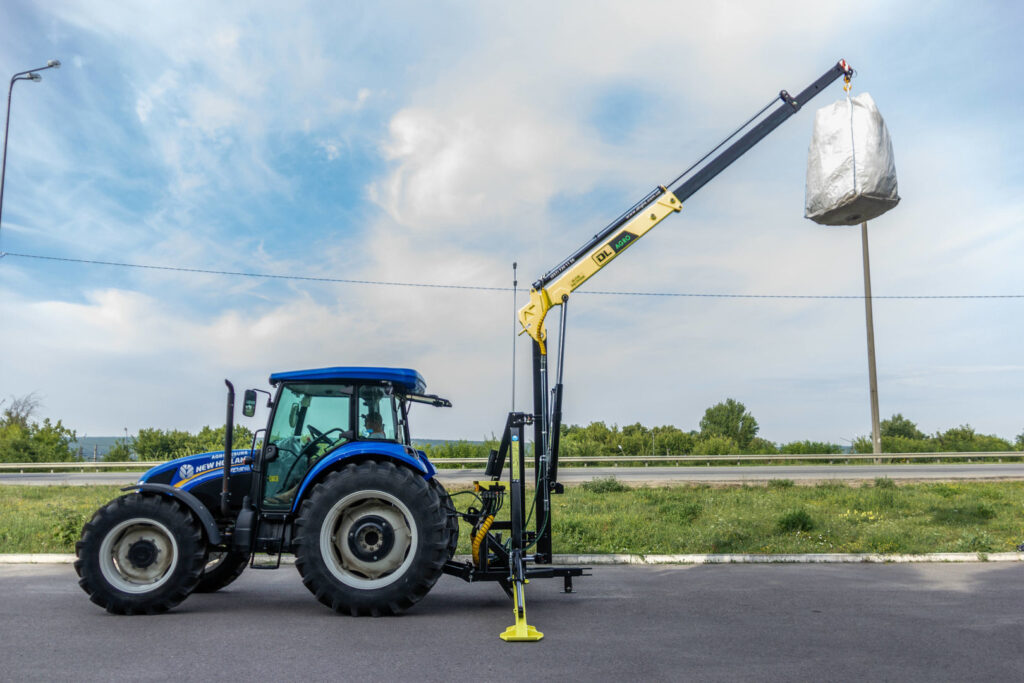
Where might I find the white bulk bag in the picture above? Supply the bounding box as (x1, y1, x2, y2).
(804, 92, 899, 225)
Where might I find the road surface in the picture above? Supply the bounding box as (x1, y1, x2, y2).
(2, 562, 1022, 681)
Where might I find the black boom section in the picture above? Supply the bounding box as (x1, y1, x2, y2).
(670, 61, 852, 204)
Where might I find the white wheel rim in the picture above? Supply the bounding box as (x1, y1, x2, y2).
(319, 490, 418, 589)
(98, 518, 179, 594)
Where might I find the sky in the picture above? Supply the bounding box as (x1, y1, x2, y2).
(0, 1, 1021, 445)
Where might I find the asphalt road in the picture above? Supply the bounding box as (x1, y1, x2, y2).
(2, 563, 1022, 681)
(4, 462, 1024, 487)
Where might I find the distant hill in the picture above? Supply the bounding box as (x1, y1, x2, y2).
(71, 436, 127, 460)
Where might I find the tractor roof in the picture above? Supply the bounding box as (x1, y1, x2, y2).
(268, 366, 426, 394)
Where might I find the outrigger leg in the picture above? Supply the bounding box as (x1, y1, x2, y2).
(500, 550, 543, 642)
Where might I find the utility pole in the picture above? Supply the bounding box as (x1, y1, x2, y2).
(861, 221, 882, 454)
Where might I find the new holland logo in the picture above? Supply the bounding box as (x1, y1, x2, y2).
(178, 463, 195, 480)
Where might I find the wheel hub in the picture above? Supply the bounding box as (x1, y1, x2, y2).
(347, 515, 395, 562)
(332, 498, 413, 581)
(126, 539, 159, 569)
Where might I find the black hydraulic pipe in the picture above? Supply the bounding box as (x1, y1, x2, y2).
(222, 380, 234, 517)
(531, 340, 547, 465)
(533, 60, 851, 291)
(548, 296, 569, 486)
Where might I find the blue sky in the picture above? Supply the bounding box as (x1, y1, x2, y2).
(1, 1, 1021, 444)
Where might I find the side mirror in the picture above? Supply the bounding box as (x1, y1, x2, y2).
(242, 390, 258, 418)
(264, 444, 279, 463)
(288, 403, 300, 428)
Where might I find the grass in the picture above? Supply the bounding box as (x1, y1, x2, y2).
(2, 480, 1024, 555)
(0, 486, 123, 554)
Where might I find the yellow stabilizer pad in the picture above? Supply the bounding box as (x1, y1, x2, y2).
(499, 622, 543, 642)
(500, 582, 543, 642)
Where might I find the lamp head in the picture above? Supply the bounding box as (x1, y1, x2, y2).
(28, 73, 42, 82)
(47, 60, 61, 68)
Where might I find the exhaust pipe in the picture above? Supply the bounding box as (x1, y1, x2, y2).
(222, 380, 235, 516)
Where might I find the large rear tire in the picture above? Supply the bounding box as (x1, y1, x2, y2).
(74, 494, 205, 614)
(294, 461, 448, 616)
(429, 477, 459, 560)
(193, 550, 249, 593)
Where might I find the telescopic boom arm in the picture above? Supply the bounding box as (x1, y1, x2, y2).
(518, 59, 854, 350)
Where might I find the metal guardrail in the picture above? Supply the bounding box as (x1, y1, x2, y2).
(1, 451, 1022, 472)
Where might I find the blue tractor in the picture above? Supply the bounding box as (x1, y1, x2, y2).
(76, 367, 461, 616)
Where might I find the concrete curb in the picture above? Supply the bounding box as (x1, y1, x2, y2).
(3, 552, 1022, 565)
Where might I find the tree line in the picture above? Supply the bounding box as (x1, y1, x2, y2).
(2, 392, 1022, 463)
(424, 399, 1024, 459)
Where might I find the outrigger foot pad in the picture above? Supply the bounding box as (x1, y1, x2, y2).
(500, 622, 543, 642)
(499, 581, 544, 642)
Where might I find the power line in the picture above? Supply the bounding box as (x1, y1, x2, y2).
(0, 251, 506, 292)
(2, 250, 1022, 300)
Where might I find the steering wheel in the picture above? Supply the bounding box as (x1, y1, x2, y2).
(280, 426, 346, 492)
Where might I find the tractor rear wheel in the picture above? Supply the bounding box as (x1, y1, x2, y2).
(429, 477, 459, 560)
(74, 494, 206, 614)
(294, 461, 448, 616)
(193, 550, 249, 593)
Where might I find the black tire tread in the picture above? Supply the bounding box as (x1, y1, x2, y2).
(293, 460, 448, 616)
(74, 494, 206, 615)
(429, 477, 459, 560)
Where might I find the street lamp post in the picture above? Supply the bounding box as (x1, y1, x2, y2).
(0, 59, 61, 238)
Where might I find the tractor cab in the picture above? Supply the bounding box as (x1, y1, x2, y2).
(247, 367, 450, 513)
(259, 381, 405, 509)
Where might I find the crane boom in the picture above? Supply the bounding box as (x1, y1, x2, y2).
(518, 59, 854, 350)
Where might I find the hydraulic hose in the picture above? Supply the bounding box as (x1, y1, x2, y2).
(472, 515, 495, 565)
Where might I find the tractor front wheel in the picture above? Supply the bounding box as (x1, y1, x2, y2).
(193, 550, 249, 593)
(74, 494, 206, 614)
(294, 461, 448, 616)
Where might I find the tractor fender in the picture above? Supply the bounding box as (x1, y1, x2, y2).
(123, 482, 223, 545)
(291, 442, 436, 513)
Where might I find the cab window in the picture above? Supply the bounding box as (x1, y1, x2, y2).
(358, 385, 399, 441)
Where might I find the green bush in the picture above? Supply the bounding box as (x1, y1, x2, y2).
(776, 508, 815, 533)
(0, 394, 77, 463)
(693, 435, 739, 456)
(780, 440, 843, 455)
(580, 476, 631, 494)
(50, 505, 88, 547)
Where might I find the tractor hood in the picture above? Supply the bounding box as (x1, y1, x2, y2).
(138, 449, 253, 488)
